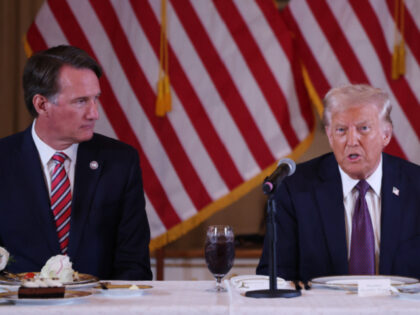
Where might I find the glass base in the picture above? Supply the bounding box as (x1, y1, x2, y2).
(206, 286, 227, 293)
(207, 275, 226, 292)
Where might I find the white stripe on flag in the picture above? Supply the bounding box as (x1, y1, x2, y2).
(35, 2, 68, 46)
(145, 195, 166, 239)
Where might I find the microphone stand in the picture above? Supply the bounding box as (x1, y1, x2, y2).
(245, 182, 301, 298)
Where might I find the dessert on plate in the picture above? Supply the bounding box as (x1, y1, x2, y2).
(2, 255, 96, 299)
(18, 279, 65, 299)
(40, 255, 78, 283)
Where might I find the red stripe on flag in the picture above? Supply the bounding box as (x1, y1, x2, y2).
(170, 0, 274, 169)
(26, 23, 48, 53)
(384, 137, 407, 160)
(256, 0, 314, 134)
(213, 0, 299, 149)
(290, 47, 315, 132)
(131, 0, 244, 190)
(46, 0, 181, 228)
(91, 0, 212, 210)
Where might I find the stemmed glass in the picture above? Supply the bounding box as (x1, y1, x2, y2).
(204, 225, 235, 292)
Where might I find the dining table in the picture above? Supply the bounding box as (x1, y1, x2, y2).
(1, 279, 420, 314)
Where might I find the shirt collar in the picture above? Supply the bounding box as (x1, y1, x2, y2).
(31, 120, 78, 165)
(339, 155, 383, 198)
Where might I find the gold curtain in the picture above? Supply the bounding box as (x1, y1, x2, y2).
(0, 0, 43, 138)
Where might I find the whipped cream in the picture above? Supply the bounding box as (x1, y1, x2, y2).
(40, 255, 74, 283)
(0, 247, 10, 271)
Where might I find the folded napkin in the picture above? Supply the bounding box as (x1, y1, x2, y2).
(230, 275, 288, 292)
(0, 247, 9, 271)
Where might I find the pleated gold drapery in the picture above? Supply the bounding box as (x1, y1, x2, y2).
(0, 0, 43, 138)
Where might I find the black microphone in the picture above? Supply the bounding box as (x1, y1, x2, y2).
(262, 158, 296, 194)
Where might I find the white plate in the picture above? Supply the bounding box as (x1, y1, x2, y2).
(95, 283, 152, 298)
(65, 281, 99, 290)
(0, 290, 91, 305)
(397, 287, 420, 300)
(0, 281, 97, 291)
(0, 273, 98, 290)
(98, 288, 146, 298)
(312, 275, 419, 290)
(230, 275, 286, 291)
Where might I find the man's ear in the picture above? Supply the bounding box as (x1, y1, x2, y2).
(382, 123, 392, 147)
(32, 94, 49, 116)
(325, 125, 333, 147)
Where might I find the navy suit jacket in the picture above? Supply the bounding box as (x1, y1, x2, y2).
(0, 127, 152, 280)
(257, 152, 420, 281)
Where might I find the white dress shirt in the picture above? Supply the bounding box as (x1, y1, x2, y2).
(31, 120, 78, 196)
(339, 157, 382, 273)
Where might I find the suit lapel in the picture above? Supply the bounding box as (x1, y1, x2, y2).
(379, 154, 402, 274)
(315, 154, 349, 274)
(19, 128, 60, 253)
(68, 137, 103, 257)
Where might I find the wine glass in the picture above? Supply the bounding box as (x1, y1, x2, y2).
(204, 225, 235, 292)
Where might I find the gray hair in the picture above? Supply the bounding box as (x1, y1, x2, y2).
(322, 84, 393, 128)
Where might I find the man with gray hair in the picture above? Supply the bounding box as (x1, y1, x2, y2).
(257, 84, 420, 281)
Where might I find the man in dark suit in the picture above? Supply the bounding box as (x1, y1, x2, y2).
(257, 84, 420, 281)
(0, 45, 152, 280)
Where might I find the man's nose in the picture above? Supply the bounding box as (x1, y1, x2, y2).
(86, 100, 99, 120)
(347, 127, 359, 146)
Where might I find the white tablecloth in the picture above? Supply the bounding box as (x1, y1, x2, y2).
(0, 281, 229, 315)
(227, 281, 420, 315)
(1, 280, 420, 314)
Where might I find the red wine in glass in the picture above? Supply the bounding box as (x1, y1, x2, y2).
(204, 225, 235, 292)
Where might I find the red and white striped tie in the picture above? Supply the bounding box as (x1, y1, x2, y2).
(50, 152, 72, 254)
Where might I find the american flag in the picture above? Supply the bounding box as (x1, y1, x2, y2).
(25, 0, 314, 250)
(283, 0, 420, 164)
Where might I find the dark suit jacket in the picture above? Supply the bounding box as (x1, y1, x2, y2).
(0, 126, 152, 280)
(257, 152, 420, 281)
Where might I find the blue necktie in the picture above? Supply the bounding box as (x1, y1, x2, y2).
(348, 180, 375, 275)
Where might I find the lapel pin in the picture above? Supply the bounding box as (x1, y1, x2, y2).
(392, 186, 399, 196)
(89, 161, 99, 170)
